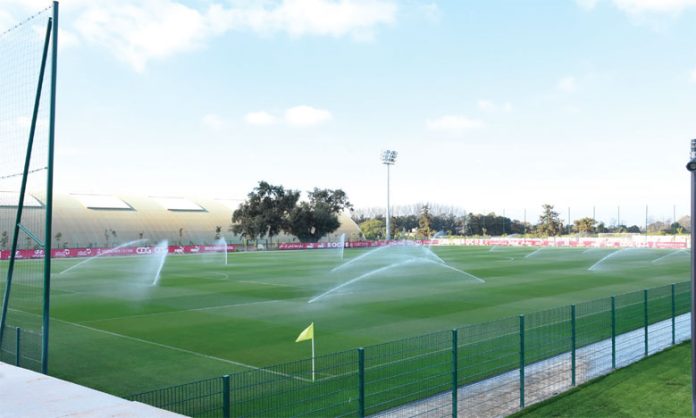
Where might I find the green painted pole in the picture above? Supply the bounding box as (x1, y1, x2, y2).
(15, 327, 21, 367)
(519, 314, 525, 409)
(0, 16, 53, 352)
(42, 0, 59, 375)
(672, 284, 676, 345)
(644, 289, 648, 357)
(452, 329, 458, 418)
(222, 375, 230, 418)
(571, 305, 576, 386)
(358, 347, 365, 418)
(611, 296, 616, 369)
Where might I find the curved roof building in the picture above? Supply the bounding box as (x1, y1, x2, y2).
(0, 191, 362, 249)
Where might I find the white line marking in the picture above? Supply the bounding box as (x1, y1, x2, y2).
(8, 307, 309, 382)
(80, 300, 281, 324)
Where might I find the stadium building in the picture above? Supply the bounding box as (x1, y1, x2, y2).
(0, 191, 362, 250)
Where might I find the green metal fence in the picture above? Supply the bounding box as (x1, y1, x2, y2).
(128, 282, 692, 417)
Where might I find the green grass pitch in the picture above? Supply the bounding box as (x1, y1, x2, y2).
(1, 245, 689, 397)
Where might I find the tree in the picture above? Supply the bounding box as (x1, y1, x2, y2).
(55, 232, 62, 249)
(536, 204, 563, 236)
(573, 218, 596, 235)
(215, 226, 222, 240)
(286, 188, 352, 242)
(417, 204, 433, 238)
(359, 219, 386, 240)
(232, 181, 300, 242)
(678, 215, 691, 230)
(0, 231, 8, 250)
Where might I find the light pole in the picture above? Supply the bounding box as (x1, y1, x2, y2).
(686, 139, 696, 416)
(382, 150, 397, 241)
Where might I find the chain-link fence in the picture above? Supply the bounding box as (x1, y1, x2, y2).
(128, 282, 691, 417)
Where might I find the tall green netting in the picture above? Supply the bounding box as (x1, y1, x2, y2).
(0, 2, 56, 373)
(128, 281, 692, 418)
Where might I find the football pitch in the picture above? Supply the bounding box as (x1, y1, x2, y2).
(1, 245, 689, 397)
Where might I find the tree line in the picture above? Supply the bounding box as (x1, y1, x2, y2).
(354, 203, 691, 239)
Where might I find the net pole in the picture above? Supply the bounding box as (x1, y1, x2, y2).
(0, 16, 53, 350)
(41, 0, 59, 375)
(688, 138, 696, 416)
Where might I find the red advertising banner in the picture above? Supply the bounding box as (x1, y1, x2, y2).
(0, 239, 688, 260)
(0, 244, 237, 260)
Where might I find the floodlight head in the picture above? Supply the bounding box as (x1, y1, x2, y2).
(381, 150, 398, 165)
(688, 139, 696, 171)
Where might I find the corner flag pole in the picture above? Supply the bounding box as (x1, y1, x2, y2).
(295, 322, 316, 382)
(312, 333, 316, 382)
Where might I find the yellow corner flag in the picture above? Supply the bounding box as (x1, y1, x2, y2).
(295, 322, 314, 342)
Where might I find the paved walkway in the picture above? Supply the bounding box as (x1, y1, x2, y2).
(0, 363, 185, 418)
(374, 314, 691, 418)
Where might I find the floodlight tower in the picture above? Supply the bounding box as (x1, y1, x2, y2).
(382, 150, 398, 241)
(686, 139, 696, 416)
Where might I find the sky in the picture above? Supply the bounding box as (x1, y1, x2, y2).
(1, 0, 696, 226)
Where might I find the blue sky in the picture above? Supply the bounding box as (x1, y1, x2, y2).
(2, 0, 696, 226)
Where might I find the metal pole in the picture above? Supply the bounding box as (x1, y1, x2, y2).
(644, 289, 648, 357)
(0, 17, 53, 350)
(611, 296, 616, 369)
(222, 375, 230, 418)
(519, 315, 525, 409)
(386, 164, 391, 241)
(524, 209, 527, 235)
(571, 305, 576, 386)
(593, 206, 596, 221)
(672, 283, 676, 346)
(687, 138, 696, 416)
(358, 347, 365, 418)
(645, 205, 649, 242)
(15, 327, 21, 367)
(43, 1, 59, 375)
(617, 206, 620, 227)
(452, 329, 458, 418)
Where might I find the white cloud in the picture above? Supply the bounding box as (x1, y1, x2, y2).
(210, 0, 396, 40)
(477, 100, 496, 111)
(576, 0, 600, 10)
(74, 0, 208, 72)
(690, 68, 696, 83)
(557, 76, 578, 93)
(577, 0, 696, 14)
(611, 0, 696, 14)
(426, 115, 484, 133)
(420, 3, 442, 23)
(244, 111, 278, 126)
(58, 28, 81, 50)
(0, 10, 14, 32)
(284, 105, 332, 126)
(65, 0, 396, 71)
(477, 100, 512, 112)
(202, 113, 224, 130)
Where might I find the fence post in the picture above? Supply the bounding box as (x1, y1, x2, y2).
(15, 327, 21, 367)
(571, 305, 576, 386)
(452, 329, 458, 418)
(611, 296, 616, 369)
(519, 314, 525, 409)
(644, 289, 648, 357)
(672, 283, 676, 345)
(222, 374, 230, 418)
(358, 347, 365, 418)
